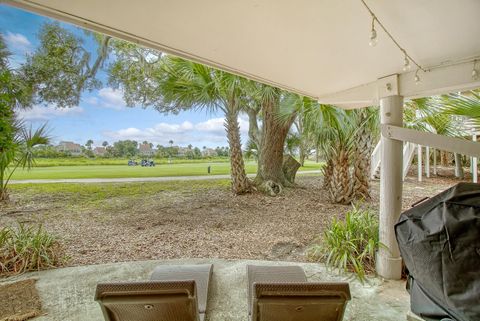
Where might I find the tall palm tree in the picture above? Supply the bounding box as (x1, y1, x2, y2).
(279, 94, 317, 166)
(302, 104, 357, 204)
(1, 122, 50, 201)
(351, 107, 379, 200)
(159, 56, 251, 194)
(1, 34, 48, 201)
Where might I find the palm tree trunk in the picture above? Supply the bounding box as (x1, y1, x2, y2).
(329, 147, 354, 204)
(0, 189, 8, 201)
(322, 159, 334, 189)
(225, 111, 251, 194)
(352, 121, 373, 200)
(299, 148, 306, 167)
(441, 151, 449, 166)
(454, 153, 464, 179)
(0, 173, 8, 201)
(254, 98, 294, 190)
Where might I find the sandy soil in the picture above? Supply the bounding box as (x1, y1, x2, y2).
(0, 170, 469, 267)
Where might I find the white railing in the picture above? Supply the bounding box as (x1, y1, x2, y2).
(402, 142, 416, 180)
(370, 140, 416, 180)
(370, 140, 382, 179)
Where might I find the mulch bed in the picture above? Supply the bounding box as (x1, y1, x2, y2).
(0, 173, 468, 267)
(0, 279, 42, 321)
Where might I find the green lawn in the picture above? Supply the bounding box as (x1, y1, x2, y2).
(11, 161, 321, 180)
(32, 157, 230, 167)
(8, 179, 232, 204)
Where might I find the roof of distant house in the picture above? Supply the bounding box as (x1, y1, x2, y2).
(58, 141, 82, 150)
(139, 143, 153, 152)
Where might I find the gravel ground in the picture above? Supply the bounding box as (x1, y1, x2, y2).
(0, 170, 469, 267)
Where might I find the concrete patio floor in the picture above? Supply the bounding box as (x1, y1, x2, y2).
(4, 259, 410, 320)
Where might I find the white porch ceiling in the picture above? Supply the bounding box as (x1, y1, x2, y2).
(6, 0, 480, 107)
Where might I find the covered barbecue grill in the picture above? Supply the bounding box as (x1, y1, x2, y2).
(395, 183, 480, 321)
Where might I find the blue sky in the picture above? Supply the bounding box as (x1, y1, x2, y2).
(0, 4, 248, 148)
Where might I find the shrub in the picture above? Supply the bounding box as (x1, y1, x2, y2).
(0, 223, 66, 276)
(307, 205, 382, 281)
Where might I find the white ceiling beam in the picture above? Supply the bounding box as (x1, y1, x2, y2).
(383, 125, 480, 158)
(399, 59, 480, 100)
(318, 59, 480, 108)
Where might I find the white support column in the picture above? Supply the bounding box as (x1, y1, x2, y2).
(377, 95, 404, 280)
(473, 133, 478, 183)
(417, 145, 423, 182)
(433, 148, 437, 176)
(425, 146, 430, 178)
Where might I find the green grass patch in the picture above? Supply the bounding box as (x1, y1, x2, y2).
(10, 161, 322, 180)
(9, 179, 231, 212)
(9, 179, 232, 204)
(32, 157, 231, 167)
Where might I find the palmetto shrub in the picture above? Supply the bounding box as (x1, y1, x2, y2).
(307, 205, 382, 281)
(0, 223, 66, 276)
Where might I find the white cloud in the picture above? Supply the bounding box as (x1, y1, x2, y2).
(195, 118, 225, 134)
(96, 87, 126, 110)
(17, 105, 84, 121)
(103, 117, 249, 147)
(3, 32, 32, 54)
(195, 117, 249, 135)
(84, 96, 99, 105)
(152, 121, 194, 133)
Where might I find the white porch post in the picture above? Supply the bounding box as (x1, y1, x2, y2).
(377, 95, 404, 280)
(473, 133, 478, 183)
(425, 146, 430, 178)
(433, 148, 437, 175)
(417, 145, 423, 182)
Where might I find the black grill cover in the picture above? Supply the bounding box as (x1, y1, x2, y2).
(395, 183, 480, 321)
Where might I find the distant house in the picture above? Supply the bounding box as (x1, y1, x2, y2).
(57, 141, 82, 156)
(202, 148, 217, 157)
(139, 143, 154, 156)
(177, 147, 190, 157)
(93, 146, 106, 156)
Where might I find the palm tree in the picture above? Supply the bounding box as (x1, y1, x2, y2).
(433, 92, 480, 177)
(169, 140, 174, 147)
(279, 94, 319, 166)
(0, 34, 48, 201)
(159, 56, 251, 194)
(102, 141, 108, 147)
(406, 96, 469, 176)
(85, 139, 94, 150)
(351, 107, 379, 200)
(303, 104, 357, 204)
(436, 91, 480, 127)
(1, 121, 50, 201)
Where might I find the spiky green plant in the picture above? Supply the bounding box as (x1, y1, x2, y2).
(307, 205, 382, 282)
(0, 223, 67, 276)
